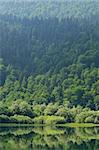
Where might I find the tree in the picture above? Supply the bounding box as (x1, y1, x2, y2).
(44, 103, 58, 116)
(9, 99, 33, 117)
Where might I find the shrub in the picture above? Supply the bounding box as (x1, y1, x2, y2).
(0, 115, 10, 123)
(75, 111, 94, 123)
(44, 103, 58, 116)
(85, 116, 94, 123)
(10, 115, 33, 124)
(76, 111, 99, 123)
(33, 115, 65, 125)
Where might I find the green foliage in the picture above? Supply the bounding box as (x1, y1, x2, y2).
(9, 100, 34, 117)
(33, 104, 46, 116)
(0, 102, 10, 116)
(0, 115, 10, 123)
(0, 0, 99, 19)
(44, 103, 58, 116)
(0, 0, 99, 123)
(76, 111, 99, 123)
(10, 115, 33, 124)
(33, 115, 65, 125)
(84, 116, 95, 123)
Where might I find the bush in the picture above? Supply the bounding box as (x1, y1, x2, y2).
(10, 115, 33, 124)
(44, 103, 58, 116)
(76, 110, 99, 123)
(0, 115, 10, 123)
(9, 100, 34, 117)
(33, 115, 65, 125)
(85, 116, 94, 123)
(33, 116, 44, 124)
(75, 111, 94, 123)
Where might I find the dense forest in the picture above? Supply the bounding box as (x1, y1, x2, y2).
(0, 0, 99, 124)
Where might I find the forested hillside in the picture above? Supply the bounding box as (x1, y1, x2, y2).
(0, 0, 99, 124)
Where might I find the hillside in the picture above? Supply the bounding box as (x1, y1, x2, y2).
(0, 0, 99, 19)
(0, 0, 99, 124)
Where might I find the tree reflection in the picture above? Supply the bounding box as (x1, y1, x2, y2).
(0, 126, 99, 150)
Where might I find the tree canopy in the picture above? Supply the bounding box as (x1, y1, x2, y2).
(0, 0, 99, 123)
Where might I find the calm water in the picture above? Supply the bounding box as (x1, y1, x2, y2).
(0, 125, 99, 150)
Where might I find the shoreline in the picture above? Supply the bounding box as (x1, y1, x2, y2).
(0, 123, 99, 127)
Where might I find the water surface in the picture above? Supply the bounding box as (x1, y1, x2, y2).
(0, 125, 99, 150)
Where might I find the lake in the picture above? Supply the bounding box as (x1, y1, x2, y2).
(0, 125, 99, 150)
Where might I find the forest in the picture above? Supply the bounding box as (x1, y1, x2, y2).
(0, 0, 99, 124)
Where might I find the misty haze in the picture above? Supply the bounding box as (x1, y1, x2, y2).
(0, 0, 99, 150)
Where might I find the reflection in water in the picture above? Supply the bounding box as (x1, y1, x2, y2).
(0, 126, 99, 150)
